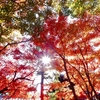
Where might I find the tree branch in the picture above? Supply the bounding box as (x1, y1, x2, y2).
(0, 38, 32, 53)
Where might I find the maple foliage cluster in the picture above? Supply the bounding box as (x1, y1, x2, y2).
(33, 13, 100, 100)
(0, 40, 39, 99)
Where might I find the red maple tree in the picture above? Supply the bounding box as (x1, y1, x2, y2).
(33, 13, 100, 100)
(0, 40, 37, 99)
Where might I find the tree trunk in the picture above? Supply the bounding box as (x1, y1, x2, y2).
(63, 57, 78, 100)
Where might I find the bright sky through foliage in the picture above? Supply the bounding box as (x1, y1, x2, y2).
(10, 30, 22, 41)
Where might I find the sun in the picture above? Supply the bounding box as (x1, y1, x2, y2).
(41, 56, 51, 65)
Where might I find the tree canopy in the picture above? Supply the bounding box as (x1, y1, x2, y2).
(1, 0, 100, 43)
(0, 0, 100, 100)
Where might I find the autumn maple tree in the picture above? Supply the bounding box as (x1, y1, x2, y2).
(0, 39, 38, 99)
(33, 13, 100, 100)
